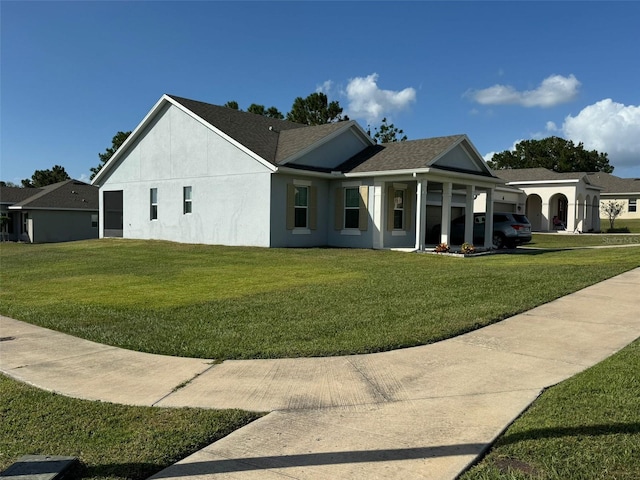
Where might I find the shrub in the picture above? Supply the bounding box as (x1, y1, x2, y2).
(434, 242, 450, 253)
(460, 243, 476, 254)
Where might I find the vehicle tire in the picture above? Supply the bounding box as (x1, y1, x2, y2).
(493, 233, 505, 249)
(505, 239, 516, 249)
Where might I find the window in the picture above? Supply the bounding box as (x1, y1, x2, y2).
(393, 189, 404, 229)
(629, 198, 637, 213)
(150, 188, 158, 220)
(91, 214, 98, 228)
(344, 188, 360, 229)
(286, 182, 316, 231)
(294, 185, 308, 228)
(183, 186, 192, 214)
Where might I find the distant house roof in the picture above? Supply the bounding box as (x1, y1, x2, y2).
(3, 180, 98, 211)
(586, 172, 640, 194)
(0, 186, 37, 205)
(494, 168, 592, 183)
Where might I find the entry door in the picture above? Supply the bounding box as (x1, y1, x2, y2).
(103, 191, 123, 237)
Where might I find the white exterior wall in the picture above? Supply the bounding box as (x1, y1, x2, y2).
(98, 103, 273, 246)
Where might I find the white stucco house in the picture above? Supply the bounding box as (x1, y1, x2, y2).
(484, 168, 603, 233)
(91, 94, 507, 249)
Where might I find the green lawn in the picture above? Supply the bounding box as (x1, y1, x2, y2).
(1, 239, 639, 360)
(607, 217, 640, 233)
(2, 239, 639, 480)
(460, 337, 640, 480)
(0, 374, 262, 480)
(529, 232, 640, 249)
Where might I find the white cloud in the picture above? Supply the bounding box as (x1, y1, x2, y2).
(469, 74, 581, 108)
(561, 99, 640, 168)
(344, 73, 416, 124)
(546, 121, 558, 132)
(316, 80, 333, 94)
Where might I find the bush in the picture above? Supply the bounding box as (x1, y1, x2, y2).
(606, 227, 631, 233)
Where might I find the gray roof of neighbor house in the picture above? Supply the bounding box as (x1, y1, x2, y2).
(494, 168, 591, 182)
(4, 180, 98, 211)
(586, 172, 640, 194)
(0, 186, 37, 205)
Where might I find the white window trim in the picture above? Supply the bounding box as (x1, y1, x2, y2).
(294, 184, 309, 229)
(392, 185, 407, 230)
(183, 186, 192, 215)
(292, 228, 311, 235)
(340, 229, 362, 236)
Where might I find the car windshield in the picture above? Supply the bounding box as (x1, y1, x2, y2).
(513, 214, 530, 224)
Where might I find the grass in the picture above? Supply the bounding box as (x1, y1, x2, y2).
(0, 373, 262, 479)
(1, 239, 640, 360)
(607, 217, 640, 233)
(529, 232, 640, 249)
(460, 337, 640, 480)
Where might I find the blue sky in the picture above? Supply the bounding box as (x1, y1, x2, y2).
(2, 1, 640, 185)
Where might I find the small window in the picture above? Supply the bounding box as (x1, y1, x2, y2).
(294, 186, 308, 228)
(393, 189, 404, 229)
(91, 214, 98, 228)
(150, 188, 158, 220)
(183, 186, 192, 214)
(629, 198, 637, 213)
(344, 187, 360, 229)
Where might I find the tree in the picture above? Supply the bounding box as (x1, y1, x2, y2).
(224, 100, 239, 110)
(367, 117, 407, 144)
(247, 103, 284, 119)
(601, 200, 625, 231)
(91, 131, 131, 180)
(286, 92, 345, 125)
(0, 181, 18, 187)
(489, 137, 613, 173)
(21, 165, 70, 188)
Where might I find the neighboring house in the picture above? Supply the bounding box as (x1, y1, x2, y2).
(91, 94, 506, 249)
(489, 168, 602, 233)
(0, 180, 99, 243)
(586, 172, 640, 220)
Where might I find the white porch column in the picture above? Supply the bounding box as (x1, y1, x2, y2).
(440, 182, 452, 245)
(371, 183, 384, 249)
(465, 185, 475, 244)
(414, 178, 427, 250)
(484, 188, 494, 248)
(567, 202, 576, 232)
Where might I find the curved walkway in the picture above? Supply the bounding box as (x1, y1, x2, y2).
(2, 267, 640, 479)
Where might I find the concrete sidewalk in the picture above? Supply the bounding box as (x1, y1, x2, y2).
(1, 268, 639, 479)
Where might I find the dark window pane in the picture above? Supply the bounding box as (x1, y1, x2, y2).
(294, 207, 307, 228)
(345, 209, 359, 229)
(295, 186, 308, 207)
(345, 188, 360, 208)
(394, 210, 403, 229)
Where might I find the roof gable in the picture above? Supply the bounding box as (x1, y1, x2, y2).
(337, 135, 495, 177)
(586, 172, 640, 194)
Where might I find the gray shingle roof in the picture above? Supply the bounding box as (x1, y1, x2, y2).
(6, 180, 98, 210)
(336, 135, 492, 175)
(0, 186, 38, 204)
(494, 168, 586, 182)
(586, 172, 640, 194)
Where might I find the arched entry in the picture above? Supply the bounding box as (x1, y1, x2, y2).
(526, 194, 543, 231)
(592, 197, 600, 232)
(549, 193, 568, 228)
(585, 195, 592, 231)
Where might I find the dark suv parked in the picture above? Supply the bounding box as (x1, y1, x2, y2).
(432, 212, 532, 248)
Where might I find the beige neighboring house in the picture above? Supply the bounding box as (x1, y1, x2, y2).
(490, 168, 602, 233)
(586, 172, 640, 220)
